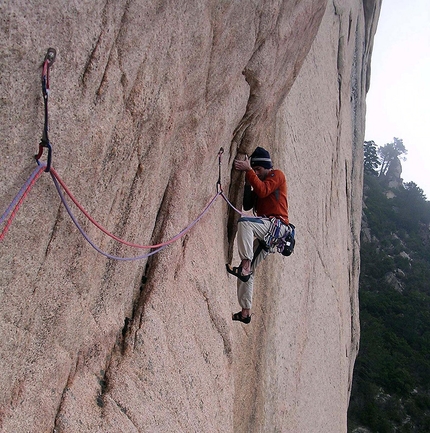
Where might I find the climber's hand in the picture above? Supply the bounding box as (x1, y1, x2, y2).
(234, 155, 252, 171)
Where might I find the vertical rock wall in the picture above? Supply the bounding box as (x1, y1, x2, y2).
(0, 0, 380, 431)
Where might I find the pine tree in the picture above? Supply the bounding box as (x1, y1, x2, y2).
(378, 137, 407, 177)
(364, 140, 380, 176)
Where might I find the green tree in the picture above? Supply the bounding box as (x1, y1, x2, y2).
(364, 140, 380, 175)
(378, 137, 407, 177)
(404, 181, 427, 202)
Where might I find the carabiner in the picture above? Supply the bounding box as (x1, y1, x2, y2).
(217, 147, 224, 192)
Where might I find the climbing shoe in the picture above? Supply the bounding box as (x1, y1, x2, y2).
(232, 311, 251, 324)
(226, 264, 252, 282)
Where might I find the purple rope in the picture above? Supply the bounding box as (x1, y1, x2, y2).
(51, 173, 221, 261)
(1, 165, 45, 225)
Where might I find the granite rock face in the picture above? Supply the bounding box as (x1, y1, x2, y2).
(0, 0, 380, 431)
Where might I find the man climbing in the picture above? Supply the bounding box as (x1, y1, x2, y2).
(226, 147, 289, 324)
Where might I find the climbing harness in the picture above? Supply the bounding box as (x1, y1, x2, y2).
(35, 48, 56, 172)
(248, 219, 295, 267)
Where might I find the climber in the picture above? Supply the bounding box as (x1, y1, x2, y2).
(226, 147, 289, 324)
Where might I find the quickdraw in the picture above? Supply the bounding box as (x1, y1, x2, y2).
(264, 217, 283, 252)
(35, 47, 56, 172)
(217, 147, 224, 193)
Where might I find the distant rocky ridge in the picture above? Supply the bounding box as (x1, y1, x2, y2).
(0, 1, 380, 432)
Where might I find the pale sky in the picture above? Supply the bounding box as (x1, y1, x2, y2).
(365, 0, 430, 198)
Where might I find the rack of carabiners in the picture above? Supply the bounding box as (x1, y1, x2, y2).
(0, 49, 243, 259)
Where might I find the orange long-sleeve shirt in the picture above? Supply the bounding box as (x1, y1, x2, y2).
(245, 169, 289, 225)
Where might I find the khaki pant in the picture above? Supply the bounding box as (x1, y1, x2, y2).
(236, 217, 288, 309)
